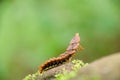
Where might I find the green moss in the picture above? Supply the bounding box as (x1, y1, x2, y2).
(55, 59, 88, 80)
(80, 75, 101, 80)
(72, 59, 88, 71)
(23, 72, 40, 80)
(23, 59, 88, 80)
(55, 70, 76, 80)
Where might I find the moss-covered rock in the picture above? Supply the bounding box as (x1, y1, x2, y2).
(23, 59, 87, 80)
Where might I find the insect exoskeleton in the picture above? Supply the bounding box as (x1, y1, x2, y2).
(39, 33, 84, 73)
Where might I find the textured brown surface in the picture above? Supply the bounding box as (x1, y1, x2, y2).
(70, 52, 120, 80)
(35, 52, 120, 80)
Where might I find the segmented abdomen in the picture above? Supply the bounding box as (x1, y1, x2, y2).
(39, 33, 83, 73)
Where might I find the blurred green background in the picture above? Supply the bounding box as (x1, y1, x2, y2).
(0, 0, 120, 80)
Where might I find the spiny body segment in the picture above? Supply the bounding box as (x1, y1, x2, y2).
(39, 33, 84, 73)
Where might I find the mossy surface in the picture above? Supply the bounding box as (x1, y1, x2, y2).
(55, 59, 88, 80)
(23, 59, 88, 80)
(23, 72, 40, 80)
